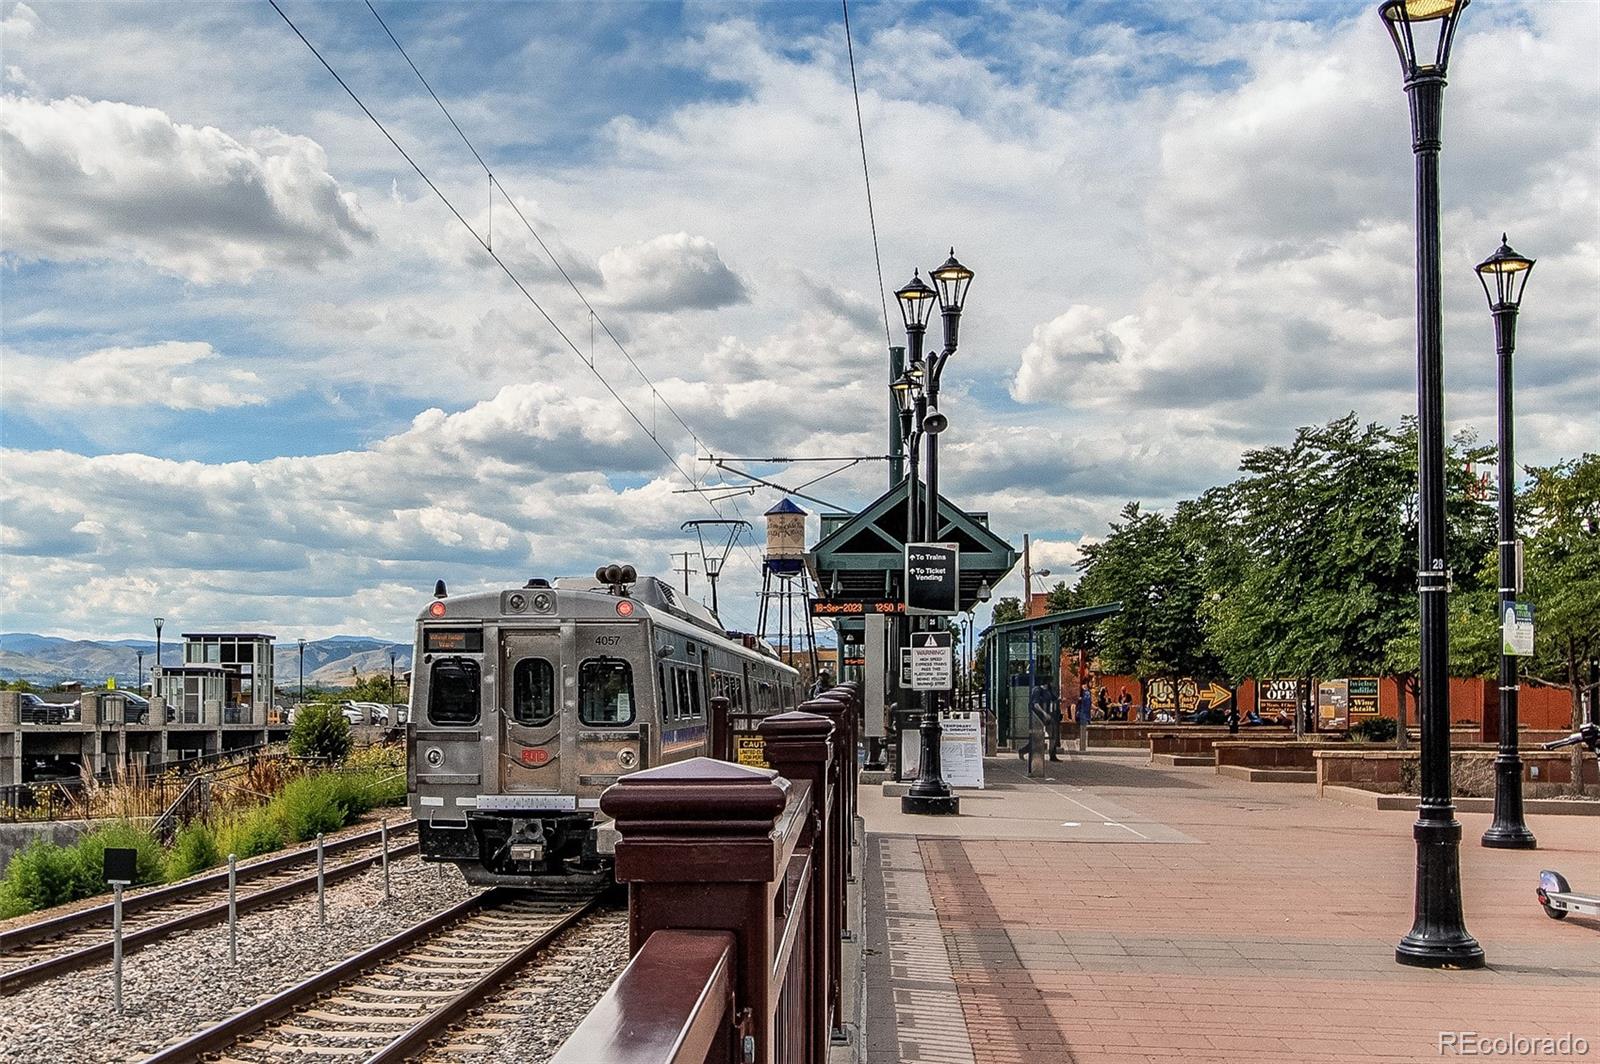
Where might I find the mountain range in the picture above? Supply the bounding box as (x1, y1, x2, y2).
(0, 634, 412, 690)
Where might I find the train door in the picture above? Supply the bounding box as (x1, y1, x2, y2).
(499, 629, 563, 794)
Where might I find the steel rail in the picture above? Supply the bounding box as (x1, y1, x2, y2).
(0, 819, 416, 953)
(143, 890, 600, 1064)
(366, 894, 602, 1063)
(0, 838, 419, 995)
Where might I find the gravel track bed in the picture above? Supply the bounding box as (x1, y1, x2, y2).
(418, 910, 630, 1064)
(0, 809, 412, 936)
(0, 853, 475, 1064)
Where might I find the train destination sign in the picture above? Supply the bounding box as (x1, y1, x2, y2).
(905, 542, 959, 616)
(810, 598, 906, 617)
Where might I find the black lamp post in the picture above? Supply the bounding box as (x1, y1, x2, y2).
(898, 251, 973, 817)
(390, 651, 398, 706)
(1476, 235, 1537, 850)
(153, 616, 164, 670)
(298, 638, 306, 703)
(974, 578, 992, 713)
(136, 650, 144, 694)
(1380, 0, 1484, 969)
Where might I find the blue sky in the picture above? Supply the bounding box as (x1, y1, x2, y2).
(1, 0, 1596, 642)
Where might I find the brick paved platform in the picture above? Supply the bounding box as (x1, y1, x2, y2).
(863, 753, 1597, 1064)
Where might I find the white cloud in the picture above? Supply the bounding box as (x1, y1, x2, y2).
(2, 341, 268, 411)
(0, 94, 374, 283)
(598, 232, 748, 312)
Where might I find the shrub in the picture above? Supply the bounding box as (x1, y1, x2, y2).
(72, 820, 164, 893)
(274, 775, 348, 842)
(166, 821, 222, 881)
(1350, 718, 1399, 743)
(217, 805, 286, 859)
(289, 702, 353, 763)
(0, 839, 81, 916)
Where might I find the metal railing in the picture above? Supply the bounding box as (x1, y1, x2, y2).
(0, 742, 287, 822)
(554, 682, 860, 1064)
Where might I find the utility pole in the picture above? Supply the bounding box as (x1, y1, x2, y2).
(671, 551, 696, 596)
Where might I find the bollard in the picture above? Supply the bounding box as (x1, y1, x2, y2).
(381, 821, 391, 900)
(112, 882, 125, 1017)
(227, 853, 238, 965)
(316, 833, 326, 925)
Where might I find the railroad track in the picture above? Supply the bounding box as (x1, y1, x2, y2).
(146, 890, 605, 1064)
(0, 820, 417, 995)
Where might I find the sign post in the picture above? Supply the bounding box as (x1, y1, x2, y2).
(103, 847, 136, 1016)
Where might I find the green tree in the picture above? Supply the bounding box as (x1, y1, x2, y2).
(1204, 417, 1493, 734)
(289, 701, 353, 762)
(1074, 502, 1221, 678)
(989, 597, 1023, 625)
(1518, 455, 1600, 793)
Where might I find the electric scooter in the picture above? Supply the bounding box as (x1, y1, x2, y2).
(1536, 722, 1600, 921)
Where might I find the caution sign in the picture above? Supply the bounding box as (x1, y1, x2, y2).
(734, 734, 768, 769)
(909, 631, 953, 691)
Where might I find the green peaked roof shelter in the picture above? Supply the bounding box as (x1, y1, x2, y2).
(809, 477, 1018, 611)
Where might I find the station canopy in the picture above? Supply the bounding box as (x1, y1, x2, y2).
(808, 478, 1018, 612)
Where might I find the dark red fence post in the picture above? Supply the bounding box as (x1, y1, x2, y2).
(761, 710, 836, 1057)
(598, 756, 808, 1063)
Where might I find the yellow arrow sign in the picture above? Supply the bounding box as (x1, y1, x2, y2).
(1198, 682, 1232, 710)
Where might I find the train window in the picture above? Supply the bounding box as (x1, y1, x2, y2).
(428, 658, 480, 726)
(687, 670, 702, 718)
(511, 658, 555, 727)
(674, 669, 691, 722)
(580, 657, 634, 726)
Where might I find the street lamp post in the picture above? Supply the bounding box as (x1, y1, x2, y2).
(1380, 0, 1484, 969)
(899, 251, 972, 817)
(136, 651, 144, 694)
(389, 651, 398, 706)
(1477, 235, 1537, 850)
(153, 617, 164, 670)
(298, 638, 306, 704)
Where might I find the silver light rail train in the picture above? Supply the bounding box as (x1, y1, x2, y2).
(407, 565, 800, 889)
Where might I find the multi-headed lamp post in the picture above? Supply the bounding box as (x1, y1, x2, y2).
(1476, 235, 1537, 850)
(1379, 0, 1483, 969)
(895, 250, 973, 817)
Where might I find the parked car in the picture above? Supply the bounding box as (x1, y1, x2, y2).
(338, 701, 366, 726)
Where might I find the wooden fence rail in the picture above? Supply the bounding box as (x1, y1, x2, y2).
(554, 684, 861, 1064)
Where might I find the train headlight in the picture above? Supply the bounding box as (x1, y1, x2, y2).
(532, 592, 554, 613)
(617, 748, 638, 769)
(425, 747, 444, 767)
(507, 593, 527, 613)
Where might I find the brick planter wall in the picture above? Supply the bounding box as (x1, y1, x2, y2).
(1314, 747, 1599, 798)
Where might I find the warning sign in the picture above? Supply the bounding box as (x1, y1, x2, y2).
(734, 734, 767, 768)
(909, 631, 953, 691)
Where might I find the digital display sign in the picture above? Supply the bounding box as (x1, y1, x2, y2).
(809, 599, 905, 617)
(424, 628, 484, 653)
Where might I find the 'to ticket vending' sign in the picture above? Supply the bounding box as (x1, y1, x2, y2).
(905, 542, 959, 615)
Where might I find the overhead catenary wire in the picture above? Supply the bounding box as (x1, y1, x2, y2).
(359, 0, 767, 575)
(267, 0, 760, 574)
(841, 0, 893, 351)
(364, 0, 716, 471)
